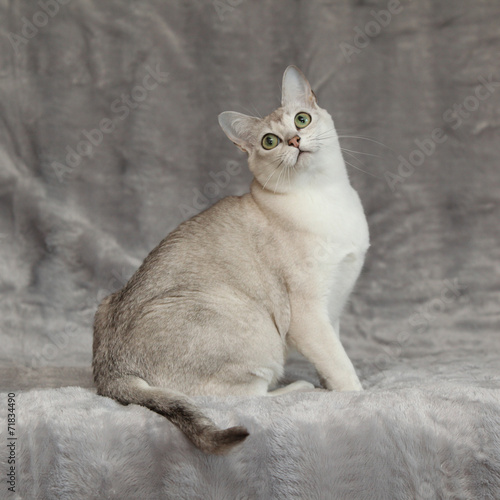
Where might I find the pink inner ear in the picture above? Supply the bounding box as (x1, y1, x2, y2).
(233, 141, 247, 153)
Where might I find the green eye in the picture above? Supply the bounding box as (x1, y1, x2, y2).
(294, 112, 311, 129)
(262, 133, 280, 150)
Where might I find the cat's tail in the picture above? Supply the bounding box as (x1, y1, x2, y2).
(99, 376, 249, 455)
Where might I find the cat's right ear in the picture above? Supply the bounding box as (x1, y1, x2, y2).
(282, 66, 317, 108)
(218, 112, 260, 153)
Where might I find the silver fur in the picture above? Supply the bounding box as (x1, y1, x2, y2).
(93, 67, 369, 453)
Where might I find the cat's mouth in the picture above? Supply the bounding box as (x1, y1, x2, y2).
(295, 149, 311, 165)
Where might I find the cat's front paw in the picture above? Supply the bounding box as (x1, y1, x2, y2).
(343, 382, 364, 392)
(326, 376, 363, 392)
(268, 380, 315, 396)
(339, 379, 363, 392)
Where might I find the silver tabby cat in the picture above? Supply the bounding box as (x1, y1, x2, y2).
(93, 66, 370, 454)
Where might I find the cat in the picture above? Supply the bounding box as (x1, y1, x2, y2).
(92, 66, 370, 455)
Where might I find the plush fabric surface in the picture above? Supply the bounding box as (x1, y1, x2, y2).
(1, 0, 500, 498)
(1, 378, 500, 500)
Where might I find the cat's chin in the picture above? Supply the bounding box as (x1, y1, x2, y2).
(294, 150, 312, 167)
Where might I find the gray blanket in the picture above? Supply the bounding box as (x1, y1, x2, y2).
(2, 375, 500, 499)
(1, 0, 500, 498)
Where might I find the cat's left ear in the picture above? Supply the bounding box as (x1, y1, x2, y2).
(281, 66, 317, 108)
(218, 111, 261, 153)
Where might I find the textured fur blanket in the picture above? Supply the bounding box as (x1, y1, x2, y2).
(2, 355, 500, 499)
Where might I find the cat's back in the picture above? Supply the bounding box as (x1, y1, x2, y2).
(105, 193, 272, 314)
(146, 193, 265, 274)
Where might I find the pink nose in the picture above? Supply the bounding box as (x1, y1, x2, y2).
(288, 135, 301, 148)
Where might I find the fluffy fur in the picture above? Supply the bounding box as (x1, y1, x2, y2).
(92, 66, 369, 454)
(7, 381, 500, 499)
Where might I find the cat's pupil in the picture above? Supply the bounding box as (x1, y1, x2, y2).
(266, 137, 273, 145)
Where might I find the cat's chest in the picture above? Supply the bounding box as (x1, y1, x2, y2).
(289, 185, 369, 256)
(273, 185, 369, 295)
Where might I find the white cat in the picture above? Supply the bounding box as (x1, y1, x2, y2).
(93, 66, 370, 454)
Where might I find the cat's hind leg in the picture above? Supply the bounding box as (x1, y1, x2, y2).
(222, 370, 314, 397)
(267, 380, 315, 396)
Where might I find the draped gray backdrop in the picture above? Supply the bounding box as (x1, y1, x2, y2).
(2, 0, 498, 384)
(1, 1, 500, 499)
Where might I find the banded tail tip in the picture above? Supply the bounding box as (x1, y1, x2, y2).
(204, 425, 249, 455)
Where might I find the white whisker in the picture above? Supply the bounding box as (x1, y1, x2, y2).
(240, 104, 263, 119)
(340, 147, 383, 159)
(338, 135, 394, 152)
(262, 159, 284, 191)
(273, 163, 286, 194)
(342, 148, 384, 175)
(314, 128, 337, 140)
(344, 159, 384, 180)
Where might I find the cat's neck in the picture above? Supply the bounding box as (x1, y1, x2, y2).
(252, 147, 350, 199)
(304, 148, 349, 186)
(249, 154, 358, 235)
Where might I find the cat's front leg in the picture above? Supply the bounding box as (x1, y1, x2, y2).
(287, 303, 363, 391)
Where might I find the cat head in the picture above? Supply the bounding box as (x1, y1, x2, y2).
(219, 66, 342, 193)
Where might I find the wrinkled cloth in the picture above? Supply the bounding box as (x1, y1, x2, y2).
(1, 0, 499, 498)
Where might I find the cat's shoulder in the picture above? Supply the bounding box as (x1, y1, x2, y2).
(172, 193, 262, 240)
